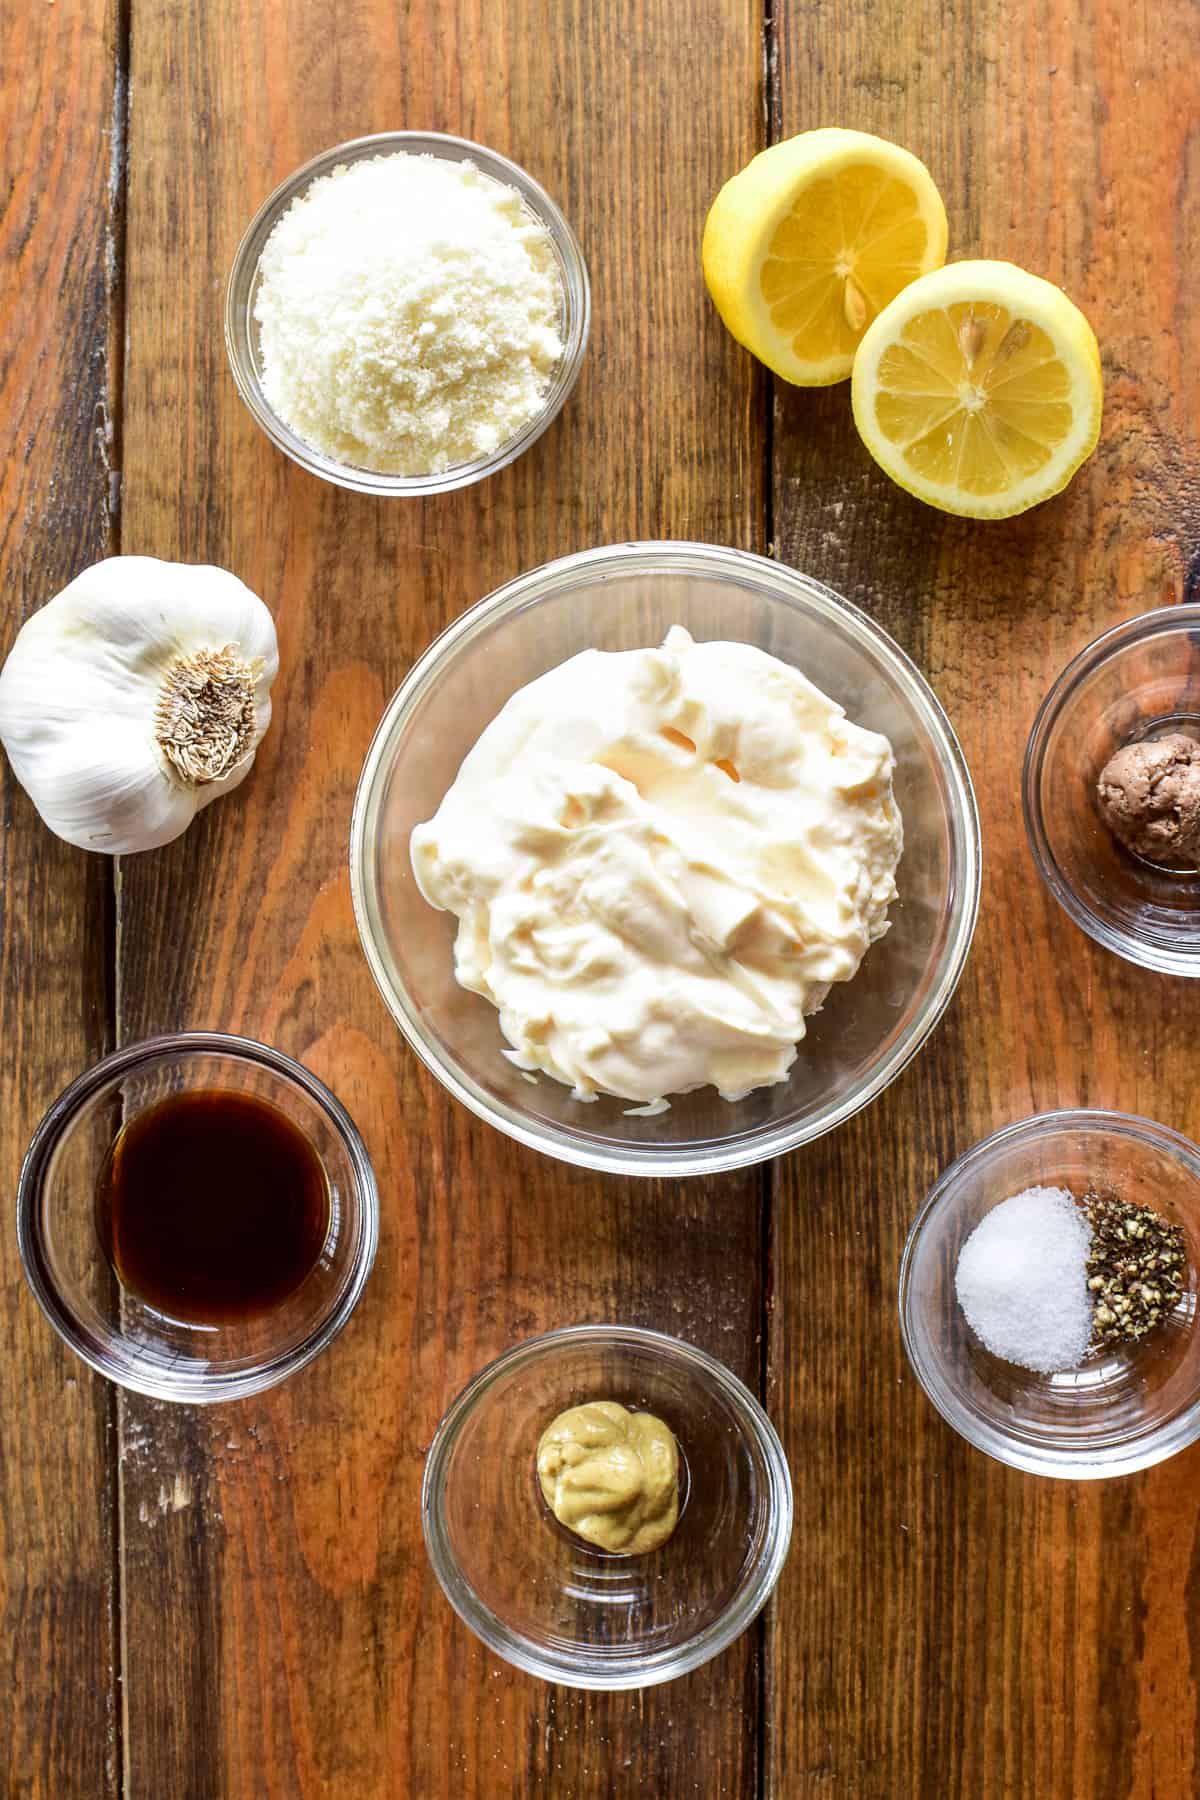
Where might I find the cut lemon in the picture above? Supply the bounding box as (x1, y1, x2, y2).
(702, 128, 948, 386)
(851, 259, 1103, 518)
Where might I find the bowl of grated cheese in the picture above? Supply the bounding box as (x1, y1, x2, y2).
(225, 131, 591, 495)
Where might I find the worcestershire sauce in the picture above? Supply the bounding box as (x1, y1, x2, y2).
(97, 1089, 329, 1325)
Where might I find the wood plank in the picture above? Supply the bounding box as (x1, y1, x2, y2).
(114, 0, 767, 1793)
(0, 1, 123, 1793)
(767, 0, 1200, 1793)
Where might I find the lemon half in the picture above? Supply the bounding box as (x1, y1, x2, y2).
(851, 259, 1103, 518)
(702, 128, 949, 386)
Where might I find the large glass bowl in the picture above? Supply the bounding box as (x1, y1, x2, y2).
(900, 1110, 1200, 1478)
(225, 131, 590, 496)
(421, 1324, 792, 1689)
(350, 543, 980, 1175)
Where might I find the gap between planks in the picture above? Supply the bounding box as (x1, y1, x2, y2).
(107, 0, 132, 1792)
(757, 2, 780, 1798)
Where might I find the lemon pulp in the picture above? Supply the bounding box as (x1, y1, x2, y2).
(872, 303, 1074, 496)
(760, 162, 942, 373)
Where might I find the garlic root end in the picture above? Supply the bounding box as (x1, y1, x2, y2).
(154, 645, 260, 787)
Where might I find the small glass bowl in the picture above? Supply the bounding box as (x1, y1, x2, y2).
(1024, 606, 1200, 975)
(224, 131, 590, 496)
(900, 1110, 1200, 1478)
(350, 541, 981, 1177)
(421, 1324, 793, 1689)
(16, 1033, 379, 1403)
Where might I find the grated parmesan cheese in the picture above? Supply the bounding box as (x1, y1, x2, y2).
(254, 153, 565, 475)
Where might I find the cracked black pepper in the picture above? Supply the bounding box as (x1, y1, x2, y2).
(1080, 1186, 1186, 1349)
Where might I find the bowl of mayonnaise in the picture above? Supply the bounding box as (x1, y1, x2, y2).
(350, 541, 980, 1176)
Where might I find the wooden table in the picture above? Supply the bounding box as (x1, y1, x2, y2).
(4, 0, 1198, 1792)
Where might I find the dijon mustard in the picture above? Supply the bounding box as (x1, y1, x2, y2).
(536, 1400, 680, 1554)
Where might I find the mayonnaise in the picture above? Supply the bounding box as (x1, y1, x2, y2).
(410, 626, 902, 1107)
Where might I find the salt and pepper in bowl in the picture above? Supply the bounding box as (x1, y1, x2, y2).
(900, 1110, 1200, 1478)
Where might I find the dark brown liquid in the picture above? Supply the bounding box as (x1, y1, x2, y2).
(96, 1089, 329, 1326)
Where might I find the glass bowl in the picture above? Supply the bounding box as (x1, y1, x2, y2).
(350, 541, 981, 1176)
(899, 1110, 1200, 1478)
(224, 130, 590, 495)
(16, 1033, 379, 1402)
(1024, 605, 1200, 975)
(421, 1324, 792, 1689)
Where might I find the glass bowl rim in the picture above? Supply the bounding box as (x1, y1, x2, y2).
(223, 128, 592, 497)
(1022, 603, 1200, 976)
(898, 1106, 1200, 1478)
(420, 1321, 794, 1689)
(349, 539, 982, 1176)
(15, 1030, 380, 1403)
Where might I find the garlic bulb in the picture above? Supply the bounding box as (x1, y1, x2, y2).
(0, 556, 279, 854)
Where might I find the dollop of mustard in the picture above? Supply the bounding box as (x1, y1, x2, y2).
(536, 1399, 680, 1554)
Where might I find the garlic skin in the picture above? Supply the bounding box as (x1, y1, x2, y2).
(0, 556, 279, 854)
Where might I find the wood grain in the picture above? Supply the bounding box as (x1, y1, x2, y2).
(767, 0, 1200, 1793)
(0, 1, 122, 1793)
(113, 0, 766, 1795)
(13, 0, 1198, 1791)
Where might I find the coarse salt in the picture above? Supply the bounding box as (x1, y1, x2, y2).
(254, 153, 565, 475)
(954, 1185, 1093, 1373)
